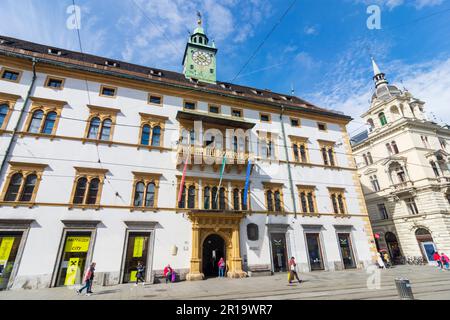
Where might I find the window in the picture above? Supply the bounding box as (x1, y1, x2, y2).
(0, 94, 19, 130)
(1, 162, 46, 203)
(203, 183, 227, 211)
(329, 188, 347, 215)
(431, 161, 440, 177)
(264, 183, 284, 212)
(0, 103, 9, 129)
(421, 136, 430, 148)
(258, 132, 276, 160)
(139, 113, 167, 148)
(148, 94, 162, 106)
(386, 143, 393, 155)
(405, 198, 419, 215)
(85, 105, 120, 141)
(320, 142, 336, 167)
(363, 154, 368, 166)
(178, 180, 197, 209)
(377, 204, 389, 220)
(100, 85, 117, 97)
(439, 138, 447, 150)
(1, 68, 21, 82)
(70, 167, 108, 206)
(184, 101, 196, 110)
(231, 108, 242, 118)
(208, 105, 220, 114)
(247, 224, 259, 241)
(132, 173, 160, 208)
(25, 98, 65, 135)
(290, 118, 300, 127)
(45, 77, 64, 89)
(318, 123, 327, 131)
(232, 187, 249, 211)
(260, 113, 271, 122)
(367, 152, 374, 164)
(391, 141, 399, 154)
(298, 186, 317, 214)
(370, 175, 381, 192)
(28, 110, 44, 133)
(379, 112, 388, 126)
(291, 137, 309, 163)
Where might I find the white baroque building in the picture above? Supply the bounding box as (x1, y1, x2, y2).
(0, 22, 376, 291)
(352, 59, 450, 265)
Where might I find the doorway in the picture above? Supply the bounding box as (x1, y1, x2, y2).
(305, 233, 324, 271)
(415, 228, 436, 264)
(0, 232, 23, 291)
(122, 232, 151, 283)
(337, 233, 356, 269)
(202, 234, 225, 278)
(385, 232, 402, 264)
(270, 233, 288, 272)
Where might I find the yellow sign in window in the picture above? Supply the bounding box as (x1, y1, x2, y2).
(64, 237, 90, 253)
(64, 257, 80, 286)
(133, 237, 144, 258)
(0, 238, 15, 262)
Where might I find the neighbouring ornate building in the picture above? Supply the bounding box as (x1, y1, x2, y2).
(0, 17, 376, 291)
(352, 58, 450, 264)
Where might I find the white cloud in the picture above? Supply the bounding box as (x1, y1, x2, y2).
(352, 0, 444, 10)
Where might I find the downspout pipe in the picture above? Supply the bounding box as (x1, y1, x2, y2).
(280, 105, 297, 219)
(0, 58, 37, 180)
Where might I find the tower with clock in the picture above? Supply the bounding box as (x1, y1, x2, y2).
(182, 13, 218, 84)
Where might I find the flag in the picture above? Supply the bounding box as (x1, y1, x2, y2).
(215, 153, 227, 205)
(177, 153, 189, 204)
(242, 159, 252, 209)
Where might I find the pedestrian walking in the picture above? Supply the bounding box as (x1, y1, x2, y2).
(383, 252, 392, 268)
(135, 261, 146, 286)
(433, 252, 442, 269)
(218, 257, 226, 278)
(164, 264, 173, 284)
(288, 257, 301, 284)
(440, 253, 449, 270)
(76, 262, 96, 296)
(376, 253, 386, 269)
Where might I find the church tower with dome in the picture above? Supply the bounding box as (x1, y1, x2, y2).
(352, 59, 450, 265)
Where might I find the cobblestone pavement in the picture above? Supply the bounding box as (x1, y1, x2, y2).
(1, 265, 449, 300)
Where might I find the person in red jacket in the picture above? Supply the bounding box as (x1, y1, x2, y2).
(433, 252, 442, 269)
(163, 264, 173, 284)
(441, 253, 449, 270)
(76, 262, 96, 296)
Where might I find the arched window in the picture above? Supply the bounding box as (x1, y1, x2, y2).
(211, 187, 218, 210)
(247, 224, 259, 241)
(300, 145, 307, 163)
(4, 173, 23, 202)
(391, 141, 399, 154)
(367, 119, 375, 132)
(88, 117, 101, 139)
(0, 104, 8, 128)
(133, 182, 145, 206)
(386, 143, 393, 155)
(338, 195, 346, 214)
(328, 148, 335, 166)
(300, 192, 308, 213)
(73, 177, 88, 204)
(141, 125, 151, 145)
(367, 152, 373, 164)
(19, 174, 37, 202)
(86, 178, 100, 204)
(379, 112, 387, 126)
(42, 111, 57, 134)
(331, 194, 339, 214)
(151, 126, 161, 147)
(233, 136, 239, 153)
(321, 147, 328, 166)
(204, 186, 211, 210)
(266, 190, 273, 211)
(363, 154, 368, 166)
(219, 187, 226, 210)
(178, 183, 186, 208)
(28, 110, 44, 133)
(145, 183, 155, 207)
(233, 188, 240, 210)
(307, 192, 315, 213)
(188, 185, 196, 209)
(274, 191, 282, 211)
(293, 144, 299, 162)
(100, 119, 112, 141)
(431, 161, 440, 177)
(241, 189, 248, 211)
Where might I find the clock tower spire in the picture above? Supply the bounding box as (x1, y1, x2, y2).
(182, 12, 218, 84)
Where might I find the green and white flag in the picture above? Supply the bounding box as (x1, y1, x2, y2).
(215, 153, 227, 205)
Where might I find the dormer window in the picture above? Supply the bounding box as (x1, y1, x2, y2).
(100, 85, 117, 98)
(150, 69, 163, 77)
(48, 48, 62, 56)
(220, 84, 231, 90)
(105, 60, 119, 68)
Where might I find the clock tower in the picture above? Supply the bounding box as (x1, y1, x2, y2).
(182, 13, 217, 84)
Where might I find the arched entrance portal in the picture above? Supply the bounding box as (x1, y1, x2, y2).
(385, 232, 402, 264)
(415, 228, 436, 264)
(202, 234, 225, 278)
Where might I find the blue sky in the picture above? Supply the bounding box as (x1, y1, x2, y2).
(1, 0, 449, 134)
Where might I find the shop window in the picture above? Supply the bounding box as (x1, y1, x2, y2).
(247, 224, 259, 241)
(1, 163, 46, 203)
(70, 168, 108, 206)
(85, 105, 119, 142)
(329, 188, 347, 215)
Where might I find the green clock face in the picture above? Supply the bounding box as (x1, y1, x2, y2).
(192, 50, 212, 66)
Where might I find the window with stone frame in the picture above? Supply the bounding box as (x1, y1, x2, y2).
(24, 97, 66, 135)
(439, 138, 447, 151)
(430, 161, 441, 177)
(70, 167, 108, 206)
(297, 185, 317, 214)
(405, 197, 419, 215)
(370, 175, 381, 192)
(84, 105, 120, 142)
(0, 68, 22, 83)
(138, 113, 168, 147)
(377, 203, 389, 220)
(0, 93, 20, 130)
(329, 188, 348, 215)
(44, 76, 65, 90)
(131, 172, 161, 209)
(319, 140, 337, 167)
(99, 85, 117, 97)
(148, 93, 163, 106)
(290, 136, 309, 164)
(231, 183, 250, 211)
(203, 181, 227, 211)
(263, 182, 284, 213)
(1, 162, 47, 203)
(177, 179, 198, 209)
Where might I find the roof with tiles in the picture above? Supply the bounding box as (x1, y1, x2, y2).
(0, 35, 351, 121)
